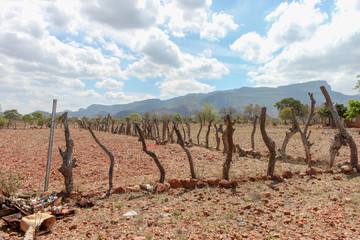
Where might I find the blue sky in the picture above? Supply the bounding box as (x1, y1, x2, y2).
(0, 0, 359, 114)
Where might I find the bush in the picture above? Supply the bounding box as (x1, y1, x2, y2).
(0, 172, 20, 196)
(0, 116, 8, 128)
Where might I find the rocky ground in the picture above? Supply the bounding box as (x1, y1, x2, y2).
(0, 124, 360, 239)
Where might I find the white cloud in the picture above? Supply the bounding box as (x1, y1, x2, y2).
(200, 12, 238, 41)
(243, 0, 360, 95)
(159, 79, 215, 98)
(96, 78, 124, 89)
(104, 91, 155, 103)
(76, 90, 101, 98)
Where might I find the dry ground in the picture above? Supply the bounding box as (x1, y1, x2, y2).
(0, 124, 360, 239)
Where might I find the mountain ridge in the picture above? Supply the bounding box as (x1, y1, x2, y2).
(61, 80, 359, 118)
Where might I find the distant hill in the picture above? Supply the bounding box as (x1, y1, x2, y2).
(65, 80, 359, 118)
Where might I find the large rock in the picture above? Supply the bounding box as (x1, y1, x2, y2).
(219, 179, 232, 188)
(282, 171, 293, 179)
(180, 178, 197, 189)
(167, 179, 182, 189)
(153, 183, 166, 193)
(207, 178, 220, 187)
(341, 165, 352, 173)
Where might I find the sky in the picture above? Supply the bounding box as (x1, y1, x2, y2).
(0, 0, 360, 114)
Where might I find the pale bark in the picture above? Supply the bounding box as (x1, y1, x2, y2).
(214, 124, 221, 151)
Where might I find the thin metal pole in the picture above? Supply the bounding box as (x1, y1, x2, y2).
(44, 99, 57, 192)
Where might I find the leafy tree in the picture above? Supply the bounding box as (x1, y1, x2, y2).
(171, 114, 182, 123)
(318, 104, 347, 118)
(129, 113, 141, 123)
(354, 74, 360, 91)
(242, 103, 261, 122)
(22, 114, 33, 128)
(202, 103, 218, 123)
(275, 98, 305, 118)
(279, 107, 292, 124)
(32, 112, 45, 128)
(345, 100, 360, 120)
(0, 116, 8, 128)
(3, 109, 22, 128)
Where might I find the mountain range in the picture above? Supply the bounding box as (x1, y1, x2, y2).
(57, 80, 359, 118)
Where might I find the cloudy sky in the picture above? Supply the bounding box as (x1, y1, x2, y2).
(0, 0, 359, 114)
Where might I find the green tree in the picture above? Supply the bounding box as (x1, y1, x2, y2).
(32, 112, 45, 128)
(22, 114, 33, 129)
(275, 98, 305, 118)
(345, 100, 360, 120)
(318, 104, 347, 118)
(202, 103, 219, 123)
(129, 113, 141, 123)
(3, 109, 22, 128)
(0, 116, 8, 128)
(279, 107, 292, 124)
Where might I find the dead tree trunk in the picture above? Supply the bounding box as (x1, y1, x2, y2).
(134, 123, 165, 183)
(181, 122, 186, 143)
(222, 115, 236, 180)
(197, 116, 204, 145)
(260, 108, 276, 176)
(174, 123, 196, 179)
(329, 133, 347, 168)
(88, 127, 114, 192)
(125, 119, 131, 135)
(162, 121, 168, 141)
(320, 86, 358, 169)
(251, 115, 258, 150)
(214, 124, 221, 151)
(169, 126, 175, 143)
(205, 119, 214, 149)
(291, 108, 312, 166)
(154, 119, 160, 140)
(279, 112, 299, 160)
(58, 112, 77, 194)
(186, 122, 192, 143)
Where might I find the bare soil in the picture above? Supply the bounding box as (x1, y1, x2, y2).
(1, 124, 360, 239)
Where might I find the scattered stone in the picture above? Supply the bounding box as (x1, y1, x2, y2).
(264, 192, 271, 198)
(306, 168, 317, 175)
(153, 183, 166, 193)
(282, 171, 293, 179)
(329, 196, 337, 201)
(333, 176, 342, 180)
(231, 181, 238, 187)
(113, 186, 126, 194)
(123, 210, 138, 217)
(196, 180, 207, 188)
(69, 224, 77, 230)
(163, 207, 170, 213)
(207, 178, 220, 187)
(134, 237, 146, 240)
(164, 183, 171, 191)
(340, 165, 352, 173)
(344, 198, 351, 203)
(249, 177, 256, 182)
(126, 185, 141, 192)
(180, 178, 197, 189)
(167, 179, 182, 189)
(283, 210, 291, 215)
(219, 179, 232, 188)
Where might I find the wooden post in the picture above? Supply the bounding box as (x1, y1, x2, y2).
(260, 107, 276, 176)
(44, 99, 57, 192)
(320, 86, 358, 169)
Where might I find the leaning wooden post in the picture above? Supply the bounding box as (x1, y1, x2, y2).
(222, 115, 236, 180)
(174, 123, 196, 179)
(320, 86, 358, 170)
(44, 99, 57, 192)
(135, 123, 166, 183)
(260, 107, 276, 176)
(88, 127, 114, 192)
(58, 112, 77, 194)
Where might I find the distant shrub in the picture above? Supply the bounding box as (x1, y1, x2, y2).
(0, 116, 8, 128)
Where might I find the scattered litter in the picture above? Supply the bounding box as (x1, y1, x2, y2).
(145, 184, 152, 192)
(123, 210, 138, 217)
(146, 144, 158, 148)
